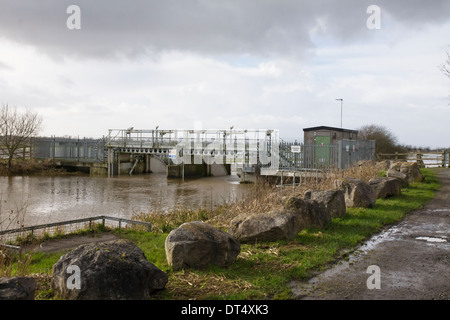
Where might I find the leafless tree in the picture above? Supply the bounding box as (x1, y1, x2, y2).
(441, 50, 450, 79)
(0, 104, 42, 170)
(358, 124, 405, 155)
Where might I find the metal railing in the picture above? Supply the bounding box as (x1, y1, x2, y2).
(31, 136, 106, 163)
(0, 215, 151, 247)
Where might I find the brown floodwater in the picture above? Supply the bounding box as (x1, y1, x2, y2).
(0, 173, 250, 228)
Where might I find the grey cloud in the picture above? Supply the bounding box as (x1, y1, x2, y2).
(0, 0, 449, 60)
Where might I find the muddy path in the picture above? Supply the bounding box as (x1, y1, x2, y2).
(291, 168, 450, 300)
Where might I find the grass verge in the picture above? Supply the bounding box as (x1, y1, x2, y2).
(1, 168, 440, 300)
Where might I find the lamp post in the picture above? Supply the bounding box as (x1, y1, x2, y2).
(336, 99, 343, 128)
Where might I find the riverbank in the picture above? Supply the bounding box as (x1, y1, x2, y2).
(1, 166, 440, 300)
(0, 159, 76, 176)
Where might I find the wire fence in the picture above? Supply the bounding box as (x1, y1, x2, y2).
(273, 139, 375, 171)
(31, 136, 106, 162)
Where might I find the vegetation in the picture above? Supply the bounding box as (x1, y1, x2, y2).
(0, 104, 42, 172)
(0, 166, 439, 300)
(0, 159, 70, 176)
(441, 50, 450, 79)
(358, 124, 407, 155)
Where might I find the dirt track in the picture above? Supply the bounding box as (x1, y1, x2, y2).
(292, 168, 450, 300)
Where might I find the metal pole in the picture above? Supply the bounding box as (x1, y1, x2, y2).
(336, 98, 343, 128)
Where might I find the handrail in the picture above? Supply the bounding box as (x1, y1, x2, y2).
(0, 215, 151, 237)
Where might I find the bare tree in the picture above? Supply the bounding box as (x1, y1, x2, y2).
(441, 50, 450, 79)
(358, 124, 405, 155)
(0, 104, 42, 170)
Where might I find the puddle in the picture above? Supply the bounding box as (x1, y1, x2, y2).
(423, 208, 450, 213)
(415, 236, 447, 243)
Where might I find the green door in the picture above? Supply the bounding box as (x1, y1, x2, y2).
(315, 136, 331, 168)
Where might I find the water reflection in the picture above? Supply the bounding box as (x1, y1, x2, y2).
(0, 174, 249, 228)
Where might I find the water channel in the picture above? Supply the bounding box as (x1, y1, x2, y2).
(0, 173, 251, 229)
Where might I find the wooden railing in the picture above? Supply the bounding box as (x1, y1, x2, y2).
(377, 150, 448, 168)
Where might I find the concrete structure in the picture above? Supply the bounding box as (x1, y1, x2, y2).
(105, 128, 276, 179)
(303, 126, 358, 146)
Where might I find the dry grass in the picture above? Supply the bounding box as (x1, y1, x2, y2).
(134, 160, 382, 232)
(163, 270, 254, 300)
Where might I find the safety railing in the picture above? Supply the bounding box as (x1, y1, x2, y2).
(0, 215, 151, 248)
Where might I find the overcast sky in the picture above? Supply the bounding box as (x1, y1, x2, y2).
(0, 0, 449, 147)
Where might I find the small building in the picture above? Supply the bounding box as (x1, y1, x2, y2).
(302, 126, 361, 168)
(303, 126, 358, 146)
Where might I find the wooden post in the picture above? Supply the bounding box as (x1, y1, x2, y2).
(417, 149, 425, 168)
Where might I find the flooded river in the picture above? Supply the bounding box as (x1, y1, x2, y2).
(0, 173, 250, 228)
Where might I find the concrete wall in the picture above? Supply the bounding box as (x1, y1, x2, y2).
(166, 163, 231, 179)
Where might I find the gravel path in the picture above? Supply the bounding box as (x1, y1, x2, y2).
(291, 168, 450, 300)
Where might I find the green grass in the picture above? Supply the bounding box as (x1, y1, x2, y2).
(3, 168, 440, 300)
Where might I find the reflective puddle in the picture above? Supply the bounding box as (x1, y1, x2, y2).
(415, 236, 447, 243)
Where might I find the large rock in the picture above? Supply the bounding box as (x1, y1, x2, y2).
(386, 168, 409, 187)
(375, 160, 392, 172)
(228, 210, 300, 243)
(52, 239, 168, 300)
(389, 161, 403, 171)
(388, 161, 424, 185)
(283, 197, 331, 229)
(399, 162, 424, 184)
(304, 189, 346, 218)
(334, 177, 377, 208)
(0, 277, 36, 300)
(368, 177, 403, 199)
(165, 221, 240, 270)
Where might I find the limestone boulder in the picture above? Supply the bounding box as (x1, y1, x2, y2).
(400, 162, 424, 184)
(304, 189, 346, 218)
(228, 210, 300, 243)
(334, 177, 377, 208)
(0, 277, 36, 300)
(283, 196, 331, 229)
(165, 221, 240, 270)
(52, 239, 168, 300)
(368, 177, 403, 199)
(389, 161, 404, 171)
(375, 160, 392, 172)
(386, 168, 409, 187)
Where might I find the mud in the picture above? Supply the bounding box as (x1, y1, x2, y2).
(291, 168, 450, 300)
